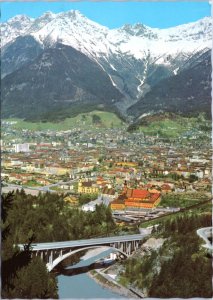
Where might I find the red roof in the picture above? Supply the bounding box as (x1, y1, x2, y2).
(150, 193, 161, 202)
(131, 189, 150, 199)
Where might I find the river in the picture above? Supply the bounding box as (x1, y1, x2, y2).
(57, 249, 126, 299)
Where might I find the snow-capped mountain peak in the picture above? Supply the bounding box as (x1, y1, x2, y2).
(1, 11, 212, 101)
(26, 10, 110, 56)
(159, 16, 213, 42)
(1, 10, 212, 120)
(119, 23, 159, 40)
(2, 11, 212, 53)
(7, 14, 34, 24)
(1, 14, 34, 47)
(60, 9, 83, 19)
(26, 11, 57, 35)
(42, 11, 56, 18)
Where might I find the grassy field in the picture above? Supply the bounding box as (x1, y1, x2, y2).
(160, 192, 209, 208)
(5, 112, 211, 136)
(137, 114, 211, 138)
(5, 111, 124, 131)
(138, 117, 198, 138)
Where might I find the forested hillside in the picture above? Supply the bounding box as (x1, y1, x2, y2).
(1, 190, 117, 298)
(119, 205, 212, 298)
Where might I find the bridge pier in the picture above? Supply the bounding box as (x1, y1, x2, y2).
(136, 241, 139, 249)
(18, 234, 147, 272)
(131, 241, 133, 252)
(60, 250, 63, 257)
(127, 242, 129, 254)
(122, 242, 125, 253)
(49, 250, 53, 265)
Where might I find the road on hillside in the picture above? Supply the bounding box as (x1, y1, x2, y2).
(2, 179, 77, 194)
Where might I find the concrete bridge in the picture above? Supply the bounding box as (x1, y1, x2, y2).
(18, 234, 148, 271)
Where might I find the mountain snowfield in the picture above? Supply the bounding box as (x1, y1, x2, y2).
(2, 11, 212, 56)
(1, 10, 212, 120)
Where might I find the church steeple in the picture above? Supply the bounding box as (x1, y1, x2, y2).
(123, 180, 128, 194)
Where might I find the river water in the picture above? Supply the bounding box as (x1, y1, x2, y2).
(58, 249, 125, 299)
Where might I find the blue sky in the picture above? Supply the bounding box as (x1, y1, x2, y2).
(1, 1, 211, 29)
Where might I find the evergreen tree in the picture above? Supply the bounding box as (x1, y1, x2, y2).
(1, 192, 58, 299)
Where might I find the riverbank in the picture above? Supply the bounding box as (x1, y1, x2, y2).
(88, 269, 139, 299)
(57, 248, 126, 299)
(86, 238, 166, 299)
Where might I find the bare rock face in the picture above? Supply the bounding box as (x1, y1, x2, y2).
(141, 237, 166, 251)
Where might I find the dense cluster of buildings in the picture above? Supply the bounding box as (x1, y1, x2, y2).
(110, 182, 161, 210)
(78, 179, 99, 194)
(1, 121, 212, 213)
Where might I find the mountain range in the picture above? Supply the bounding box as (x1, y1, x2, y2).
(1, 10, 212, 120)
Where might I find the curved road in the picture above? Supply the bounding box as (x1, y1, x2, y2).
(2, 179, 77, 194)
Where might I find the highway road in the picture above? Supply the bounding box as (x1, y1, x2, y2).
(2, 179, 77, 194)
(2, 184, 44, 196)
(18, 234, 148, 251)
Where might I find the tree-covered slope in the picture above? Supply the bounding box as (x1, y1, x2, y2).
(1, 44, 123, 119)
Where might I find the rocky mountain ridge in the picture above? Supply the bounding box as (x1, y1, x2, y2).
(1, 10, 212, 120)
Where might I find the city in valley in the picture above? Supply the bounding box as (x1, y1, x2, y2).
(1, 2, 212, 298)
(2, 116, 212, 212)
(1, 112, 212, 298)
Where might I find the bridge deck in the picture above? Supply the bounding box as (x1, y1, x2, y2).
(18, 234, 147, 251)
